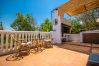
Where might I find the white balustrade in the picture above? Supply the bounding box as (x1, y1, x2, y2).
(0, 31, 52, 55)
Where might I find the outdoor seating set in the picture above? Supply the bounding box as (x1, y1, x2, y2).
(6, 35, 53, 61)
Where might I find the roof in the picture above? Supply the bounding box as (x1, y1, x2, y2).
(61, 19, 71, 26)
(57, 0, 99, 16)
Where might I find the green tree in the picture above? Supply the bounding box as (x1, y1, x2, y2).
(0, 22, 3, 30)
(71, 19, 84, 33)
(25, 14, 36, 30)
(11, 13, 35, 31)
(40, 18, 52, 32)
(75, 8, 99, 30)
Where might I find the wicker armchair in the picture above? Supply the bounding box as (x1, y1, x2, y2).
(32, 39, 44, 52)
(44, 38, 53, 48)
(6, 35, 30, 61)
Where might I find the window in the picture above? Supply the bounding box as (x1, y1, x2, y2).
(55, 19, 58, 25)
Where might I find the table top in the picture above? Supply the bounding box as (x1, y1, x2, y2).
(89, 53, 99, 63)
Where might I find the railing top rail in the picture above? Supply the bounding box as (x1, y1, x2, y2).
(0, 31, 51, 33)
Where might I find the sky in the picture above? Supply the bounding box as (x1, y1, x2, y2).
(0, 0, 69, 30)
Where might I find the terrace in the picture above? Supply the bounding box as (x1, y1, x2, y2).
(0, 30, 99, 66)
(0, 0, 99, 66)
(0, 45, 89, 66)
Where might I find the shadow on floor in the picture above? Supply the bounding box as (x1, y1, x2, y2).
(55, 42, 91, 54)
(55, 42, 99, 66)
(86, 62, 98, 66)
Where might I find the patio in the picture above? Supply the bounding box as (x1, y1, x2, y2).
(0, 0, 99, 66)
(0, 45, 88, 66)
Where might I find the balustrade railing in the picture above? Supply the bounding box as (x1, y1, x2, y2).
(0, 30, 52, 55)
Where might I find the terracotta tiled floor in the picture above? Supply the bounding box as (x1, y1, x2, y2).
(0, 46, 89, 66)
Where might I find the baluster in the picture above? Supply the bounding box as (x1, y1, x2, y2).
(1, 33, 4, 51)
(43, 33, 45, 39)
(0, 34, 1, 50)
(10, 34, 13, 50)
(35, 33, 37, 39)
(25, 33, 27, 42)
(47, 33, 49, 39)
(28, 33, 30, 41)
(47, 33, 48, 39)
(39, 32, 40, 39)
(45, 33, 46, 39)
(32, 33, 34, 40)
(6, 34, 9, 51)
(19, 33, 22, 42)
(42, 32, 44, 39)
(22, 33, 24, 41)
(31, 33, 32, 41)
(41, 32, 42, 39)
(14, 33, 17, 49)
(50, 32, 52, 39)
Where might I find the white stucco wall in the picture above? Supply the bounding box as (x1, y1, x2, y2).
(52, 10, 62, 44)
(70, 34, 80, 42)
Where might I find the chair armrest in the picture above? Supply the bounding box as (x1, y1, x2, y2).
(18, 39, 27, 43)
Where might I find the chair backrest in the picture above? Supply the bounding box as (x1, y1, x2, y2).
(32, 39, 45, 47)
(32, 39, 37, 45)
(11, 34, 22, 46)
(11, 34, 17, 41)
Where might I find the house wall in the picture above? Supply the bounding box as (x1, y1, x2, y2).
(52, 10, 71, 44)
(70, 34, 80, 42)
(52, 10, 62, 44)
(63, 33, 80, 42)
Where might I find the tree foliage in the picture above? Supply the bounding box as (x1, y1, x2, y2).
(75, 8, 99, 30)
(40, 18, 52, 32)
(10, 13, 36, 31)
(71, 8, 99, 33)
(25, 14, 36, 30)
(0, 22, 3, 30)
(71, 19, 84, 33)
